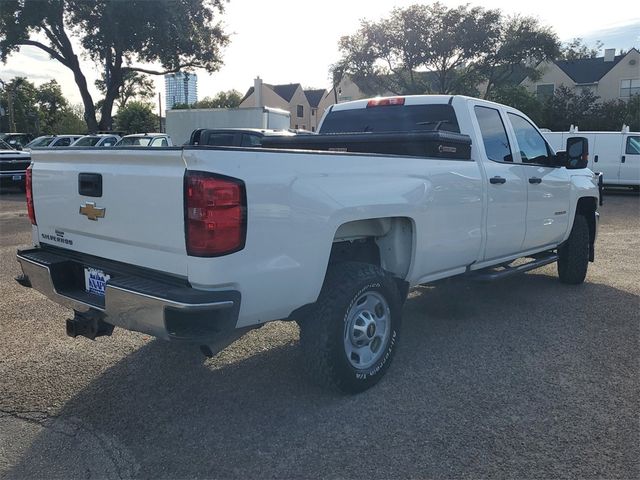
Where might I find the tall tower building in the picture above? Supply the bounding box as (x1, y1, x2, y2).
(165, 72, 198, 109)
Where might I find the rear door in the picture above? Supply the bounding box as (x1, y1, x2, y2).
(593, 134, 623, 184)
(507, 112, 571, 250)
(32, 148, 188, 276)
(620, 134, 640, 186)
(473, 104, 528, 261)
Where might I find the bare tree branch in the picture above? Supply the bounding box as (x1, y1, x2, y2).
(18, 39, 68, 65)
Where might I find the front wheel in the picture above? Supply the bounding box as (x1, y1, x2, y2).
(298, 262, 403, 393)
(557, 214, 590, 284)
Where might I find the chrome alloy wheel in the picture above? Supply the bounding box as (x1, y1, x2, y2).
(343, 291, 391, 369)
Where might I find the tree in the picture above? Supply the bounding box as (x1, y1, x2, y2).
(560, 38, 604, 60)
(114, 101, 158, 134)
(172, 89, 243, 109)
(0, 77, 39, 133)
(0, 0, 229, 132)
(540, 86, 600, 131)
(96, 71, 156, 110)
(36, 79, 69, 133)
(475, 15, 559, 98)
(489, 85, 543, 125)
(332, 3, 558, 97)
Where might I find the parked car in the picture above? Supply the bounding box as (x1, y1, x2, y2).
(17, 95, 600, 393)
(115, 133, 173, 147)
(25, 135, 83, 149)
(0, 133, 34, 149)
(543, 128, 640, 188)
(0, 138, 31, 189)
(71, 134, 121, 147)
(188, 128, 296, 147)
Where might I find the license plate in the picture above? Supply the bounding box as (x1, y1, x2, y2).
(12, 175, 22, 181)
(84, 267, 111, 297)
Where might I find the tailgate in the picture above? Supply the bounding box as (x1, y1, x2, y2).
(31, 148, 188, 276)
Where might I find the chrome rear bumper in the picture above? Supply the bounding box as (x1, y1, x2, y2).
(17, 247, 240, 341)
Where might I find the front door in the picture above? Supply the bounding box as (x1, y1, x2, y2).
(473, 105, 528, 261)
(507, 113, 571, 250)
(620, 135, 640, 186)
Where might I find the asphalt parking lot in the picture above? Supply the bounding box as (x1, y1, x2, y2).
(0, 186, 638, 479)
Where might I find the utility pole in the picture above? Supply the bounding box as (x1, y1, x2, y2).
(183, 72, 190, 108)
(158, 92, 163, 133)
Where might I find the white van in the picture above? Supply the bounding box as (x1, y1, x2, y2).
(543, 128, 640, 187)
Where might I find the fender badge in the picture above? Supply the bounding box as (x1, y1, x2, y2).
(79, 202, 106, 221)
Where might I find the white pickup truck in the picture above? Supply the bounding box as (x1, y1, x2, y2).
(16, 95, 600, 393)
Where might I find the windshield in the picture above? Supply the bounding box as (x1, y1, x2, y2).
(26, 137, 54, 148)
(0, 139, 12, 150)
(118, 137, 152, 146)
(73, 136, 100, 146)
(320, 104, 460, 134)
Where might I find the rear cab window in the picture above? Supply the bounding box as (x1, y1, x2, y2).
(319, 104, 460, 134)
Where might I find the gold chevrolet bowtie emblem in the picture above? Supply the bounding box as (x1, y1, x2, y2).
(79, 202, 106, 221)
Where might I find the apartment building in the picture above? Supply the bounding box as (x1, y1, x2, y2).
(521, 48, 640, 101)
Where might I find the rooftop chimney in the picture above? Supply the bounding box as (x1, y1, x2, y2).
(604, 48, 616, 62)
(254, 76, 263, 108)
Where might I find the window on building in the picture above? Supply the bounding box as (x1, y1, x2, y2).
(311, 127, 315, 132)
(536, 84, 554, 100)
(474, 106, 513, 163)
(620, 79, 640, 98)
(312, 108, 317, 116)
(297, 105, 304, 117)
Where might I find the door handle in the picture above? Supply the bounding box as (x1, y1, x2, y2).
(594, 155, 598, 163)
(490, 176, 506, 184)
(621, 155, 626, 164)
(528, 177, 542, 184)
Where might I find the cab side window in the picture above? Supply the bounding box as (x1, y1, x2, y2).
(475, 106, 513, 162)
(507, 113, 552, 165)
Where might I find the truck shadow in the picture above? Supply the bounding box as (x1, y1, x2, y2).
(6, 273, 639, 479)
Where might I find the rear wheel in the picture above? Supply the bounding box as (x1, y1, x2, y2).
(298, 262, 403, 393)
(557, 214, 589, 284)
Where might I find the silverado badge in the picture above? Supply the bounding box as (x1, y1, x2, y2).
(79, 202, 106, 221)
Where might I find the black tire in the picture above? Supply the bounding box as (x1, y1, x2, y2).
(298, 262, 403, 393)
(557, 214, 589, 284)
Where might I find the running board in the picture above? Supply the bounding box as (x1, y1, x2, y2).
(469, 252, 558, 282)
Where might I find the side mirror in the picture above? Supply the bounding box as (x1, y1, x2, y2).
(566, 136, 588, 169)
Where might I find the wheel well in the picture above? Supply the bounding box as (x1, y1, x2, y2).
(330, 217, 414, 279)
(576, 196, 597, 261)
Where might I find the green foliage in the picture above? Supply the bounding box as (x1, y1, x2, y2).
(491, 85, 638, 132)
(489, 86, 543, 125)
(114, 101, 158, 134)
(332, 3, 559, 97)
(0, 0, 229, 131)
(560, 38, 604, 60)
(0, 77, 85, 134)
(540, 86, 600, 131)
(171, 90, 243, 109)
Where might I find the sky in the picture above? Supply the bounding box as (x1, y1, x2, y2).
(1, 0, 639, 110)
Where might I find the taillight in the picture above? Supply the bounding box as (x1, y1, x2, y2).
(26, 166, 36, 225)
(184, 171, 246, 257)
(367, 97, 405, 108)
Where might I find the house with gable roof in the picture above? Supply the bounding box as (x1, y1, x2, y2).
(520, 48, 640, 101)
(239, 78, 335, 131)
